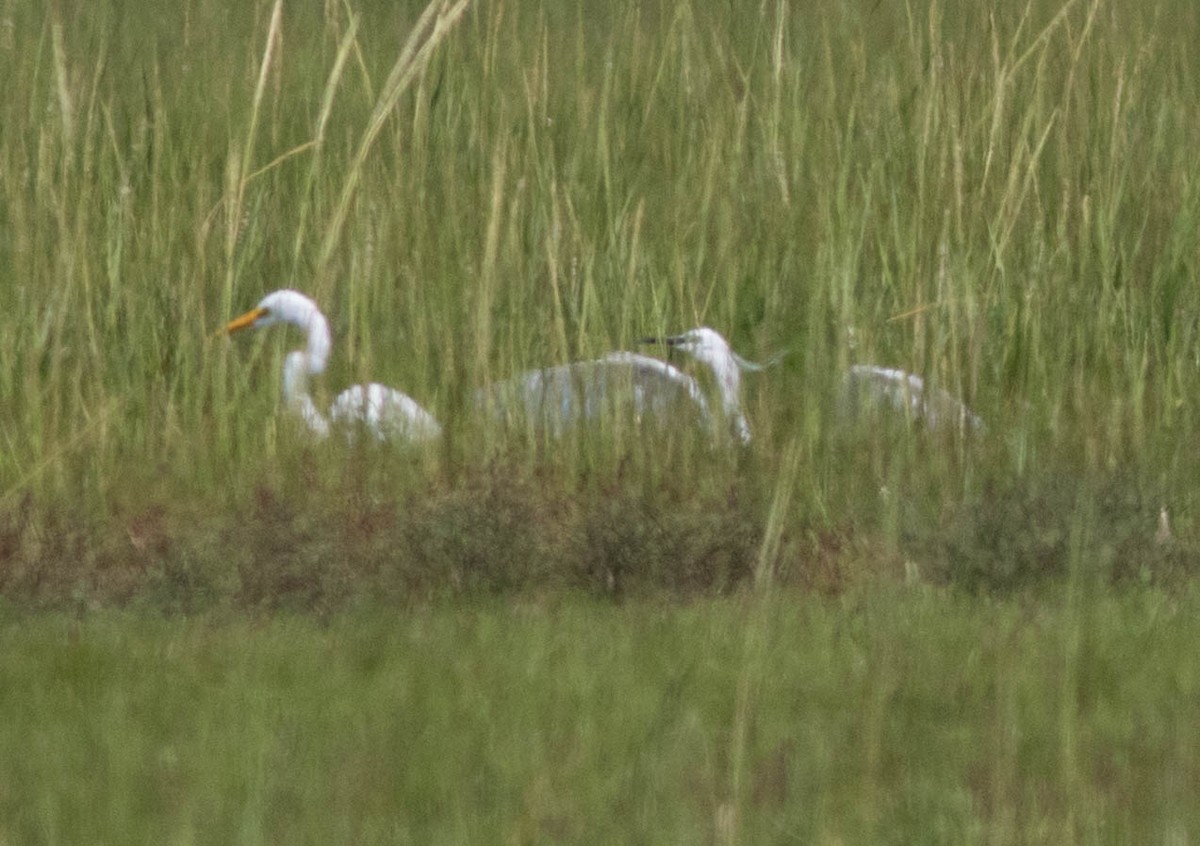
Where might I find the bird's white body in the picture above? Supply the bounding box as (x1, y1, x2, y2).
(329, 382, 443, 442)
(840, 364, 984, 433)
(225, 289, 441, 444)
(477, 350, 715, 438)
(654, 328, 985, 437)
(477, 327, 757, 445)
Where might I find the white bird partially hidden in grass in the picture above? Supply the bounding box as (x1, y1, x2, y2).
(839, 364, 985, 433)
(639, 327, 768, 445)
(476, 350, 720, 442)
(222, 289, 442, 444)
(653, 327, 985, 435)
(476, 327, 763, 445)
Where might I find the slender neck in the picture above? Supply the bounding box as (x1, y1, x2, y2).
(727, 408, 752, 445)
(706, 357, 751, 445)
(282, 350, 330, 438)
(297, 306, 331, 375)
(279, 298, 332, 438)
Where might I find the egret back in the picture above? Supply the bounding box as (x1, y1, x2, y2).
(840, 365, 985, 433)
(477, 353, 713, 438)
(330, 384, 443, 443)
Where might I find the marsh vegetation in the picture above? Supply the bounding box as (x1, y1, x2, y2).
(1, 0, 1199, 839)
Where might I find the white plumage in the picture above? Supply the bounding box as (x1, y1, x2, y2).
(476, 351, 717, 440)
(640, 327, 764, 445)
(840, 364, 985, 433)
(223, 289, 441, 444)
(477, 327, 761, 445)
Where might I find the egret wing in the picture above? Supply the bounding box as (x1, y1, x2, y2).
(477, 352, 712, 436)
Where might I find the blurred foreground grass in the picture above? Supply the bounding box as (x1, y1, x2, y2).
(1, 0, 1199, 603)
(2, 588, 1198, 844)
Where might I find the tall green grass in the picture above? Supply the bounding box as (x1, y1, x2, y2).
(1, 0, 1199, 601)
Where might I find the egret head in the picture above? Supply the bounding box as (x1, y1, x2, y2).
(655, 327, 729, 364)
(223, 289, 331, 373)
(224, 289, 318, 332)
(640, 327, 767, 380)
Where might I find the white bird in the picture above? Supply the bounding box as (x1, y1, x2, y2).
(476, 327, 763, 445)
(655, 327, 985, 435)
(476, 350, 720, 441)
(222, 289, 442, 443)
(839, 364, 984, 433)
(639, 327, 767, 445)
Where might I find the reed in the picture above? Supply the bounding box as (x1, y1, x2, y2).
(0, 0, 1196, 596)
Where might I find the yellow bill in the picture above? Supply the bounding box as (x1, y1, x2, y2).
(220, 306, 269, 337)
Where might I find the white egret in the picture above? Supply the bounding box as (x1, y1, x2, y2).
(653, 327, 985, 435)
(839, 364, 985, 433)
(476, 327, 764, 445)
(222, 289, 442, 443)
(476, 350, 722, 441)
(639, 327, 768, 445)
